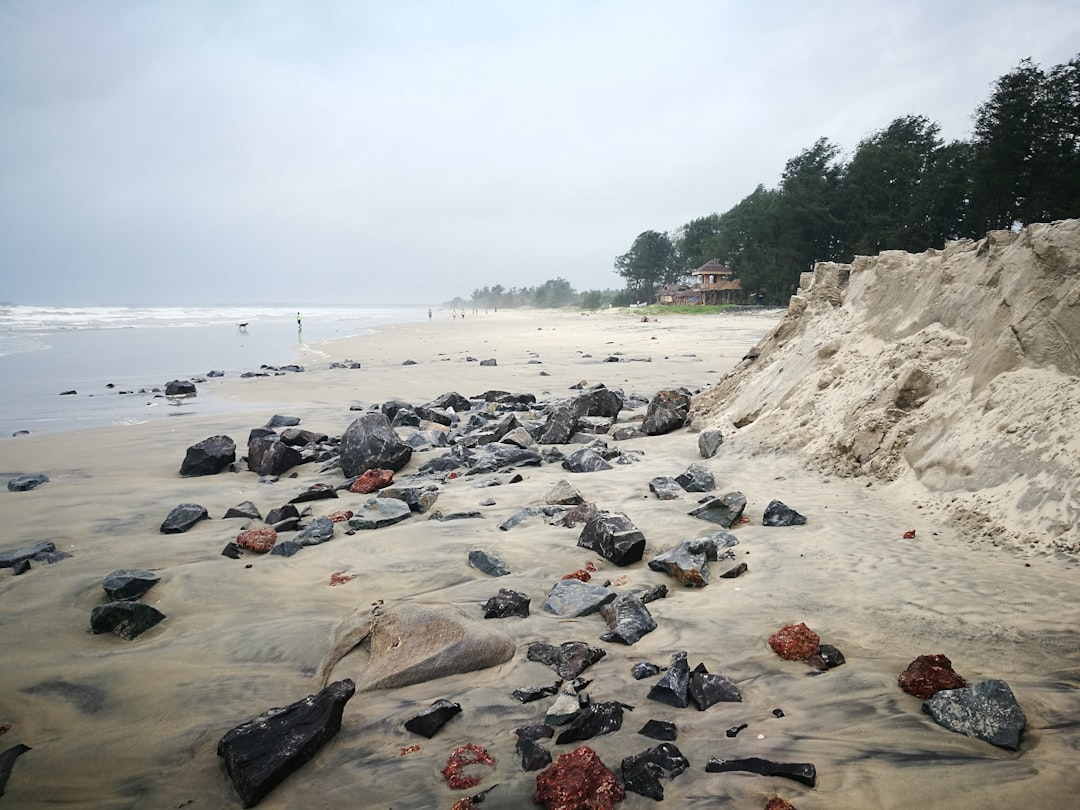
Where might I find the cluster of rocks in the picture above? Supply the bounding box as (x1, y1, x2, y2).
(91, 569, 165, 640)
(0, 539, 70, 577)
(768, 623, 846, 672)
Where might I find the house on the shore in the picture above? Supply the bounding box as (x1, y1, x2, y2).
(655, 260, 743, 306)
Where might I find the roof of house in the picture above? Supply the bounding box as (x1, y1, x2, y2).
(692, 260, 733, 276)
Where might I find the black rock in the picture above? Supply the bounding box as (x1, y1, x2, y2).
(640, 584, 669, 603)
(512, 682, 561, 703)
(90, 601, 166, 640)
(478, 358, 497, 366)
(265, 415, 301, 428)
(555, 701, 624, 744)
(418, 454, 464, 475)
(6, 473, 49, 492)
(160, 503, 209, 534)
(577, 512, 646, 567)
(404, 698, 462, 739)
(516, 724, 555, 741)
(338, 413, 412, 477)
(718, 562, 748, 578)
(922, 678, 1026, 749)
(248, 427, 277, 444)
(648, 652, 690, 708)
(676, 463, 715, 492)
(428, 391, 472, 413)
(217, 680, 355, 807)
(688, 491, 747, 528)
(639, 719, 677, 741)
(647, 532, 739, 587)
(0, 541, 55, 569)
(279, 428, 328, 447)
(102, 569, 160, 601)
(561, 448, 613, 473)
(265, 504, 301, 529)
(248, 436, 304, 477)
(466, 443, 543, 475)
(544, 579, 616, 618)
(469, 549, 510, 577)
(816, 643, 846, 668)
(763, 499, 807, 526)
(59, 389, 77, 395)
(289, 484, 338, 504)
(402, 359, 417, 365)
(516, 737, 552, 771)
(537, 401, 579, 444)
(649, 476, 683, 500)
(0, 743, 31, 797)
(689, 671, 743, 710)
(164, 379, 196, 396)
(429, 510, 483, 521)
(11, 559, 30, 575)
(391, 407, 421, 427)
(725, 723, 747, 737)
(223, 501, 262, 520)
(599, 594, 656, 645)
(483, 588, 531, 619)
(705, 757, 817, 787)
(347, 498, 412, 530)
(641, 388, 692, 435)
(180, 435, 236, 477)
(621, 743, 689, 800)
(380, 398, 412, 420)
(222, 542, 242, 559)
(269, 540, 304, 557)
(575, 386, 624, 419)
(294, 516, 335, 546)
(526, 641, 607, 680)
(697, 429, 724, 458)
(414, 405, 452, 426)
(632, 662, 662, 680)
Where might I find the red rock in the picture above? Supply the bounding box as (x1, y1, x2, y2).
(768, 623, 821, 661)
(349, 468, 394, 494)
(898, 653, 969, 699)
(765, 799, 798, 810)
(236, 527, 276, 553)
(534, 745, 624, 809)
(562, 569, 592, 582)
(328, 510, 354, 523)
(903, 529, 916, 539)
(442, 743, 495, 790)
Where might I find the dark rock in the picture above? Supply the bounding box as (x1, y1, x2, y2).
(768, 623, 820, 661)
(466, 442, 543, 475)
(11, 559, 30, 575)
(221, 542, 242, 559)
(402, 359, 417, 365)
(390, 407, 421, 427)
(815, 644, 846, 669)
(537, 401, 579, 444)
(469, 549, 510, 577)
(640, 584, 669, 603)
(417, 453, 464, 475)
(102, 569, 160, 601)
(632, 662, 662, 680)
(498, 505, 569, 531)
(164, 379, 196, 396)
(338, 413, 412, 477)
(544, 579, 616, 618)
(217, 680, 355, 807)
(513, 682, 562, 703)
(552, 502, 600, 528)
(561, 448, 613, 473)
(248, 436, 304, 477)
(763, 499, 807, 527)
(180, 435, 236, 477)
(555, 701, 624, 745)
(545, 479, 585, 505)
(414, 405, 452, 426)
(279, 428, 328, 447)
(289, 483, 338, 504)
(269, 540, 304, 557)
(380, 399, 412, 420)
(516, 724, 555, 741)
(899, 653, 969, 699)
(248, 427, 276, 444)
(265, 504, 300, 530)
(676, 463, 715, 492)
(6, 473, 49, 492)
(90, 601, 166, 640)
(599, 594, 656, 645)
(0, 541, 55, 569)
(641, 388, 692, 435)
(577, 512, 646, 567)
(725, 723, 747, 737)
(923, 678, 1026, 749)
(294, 516, 335, 546)
(649, 476, 682, 500)
(697, 429, 724, 458)
(427, 391, 472, 413)
(705, 757, 817, 787)
(610, 425, 643, 441)
(160, 503, 209, 534)
(621, 743, 689, 800)
(380, 484, 439, 513)
(265, 415, 301, 428)
(478, 358, 496, 366)
(534, 746, 624, 809)
(404, 698, 462, 739)
(688, 491, 747, 528)
(429, 509, 483, 521)
(60, 389, 77, 395)
(0, 743, 32, 797)
(718, 562, 748, 578)
(576, 386, 624, 419)
(647, 532, 739, 587)
(517, 737, 552, 771)
(689, 671, 742, 709)
(527, 641, 606, 680)
(347, 497, 412, 529)
(224, 501, 261, 520)
(648, 652, 690, 708)
(639, 719, 677, 741)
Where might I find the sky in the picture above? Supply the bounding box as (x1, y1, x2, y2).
(1, 1, 1078, 307)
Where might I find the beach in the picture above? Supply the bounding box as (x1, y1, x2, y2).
(1, 305, 1078, 809)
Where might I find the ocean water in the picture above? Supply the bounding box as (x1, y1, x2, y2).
(0, 305, 428, 438)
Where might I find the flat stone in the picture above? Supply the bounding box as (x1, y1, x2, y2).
(639, 719, 677, 740)
(649, 476, 683, 500)
(102, 569, 160, 601)
(512, 682, 561, 704)
(289, 483, 338, 504)
(689, 671, 743, 709)
(90, 602, 165, 640)
(160, 503, 209, 534)
(561, 448, 613, 473)
(7, 473, 49, 492)
(688, 491, 747, 528)
(223, 501, 261, 520)
(482, 588, 530, 619)
(403, 699, 461, 739)
(621, 742, 689, 800)
(923, 678, 1026, 749)
(527, 641, 607, 680)
(676, 463, 715, 492)
(697, 429, 724, 458)
(555, 701, 624, 745)
(544, 579, 616, 618)
(0, 541, 55, 569)
(763, 499, 807, 527)
(380, 484, 439, 513)
(599, 594, 656, 645)
(469, 549, 510, 576)
(648, 652, 690, 708)
(705, 757, 817, 787)
(295, 516, 335, 546)
(347, 498, 412, 529)
(265, 415, 301, 428)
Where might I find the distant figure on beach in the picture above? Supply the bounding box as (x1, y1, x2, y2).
(237, 322, 248, 332)
(428, 308, 432, 320)
(296, 311, 302, 328)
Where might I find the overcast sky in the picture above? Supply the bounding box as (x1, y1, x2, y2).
(1, 1, 1078, 307)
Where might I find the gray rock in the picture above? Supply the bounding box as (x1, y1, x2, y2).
(562, 448, 613, 473)
(468, 549, 510, 576)
(697, 429, 724, 458)
(247, 436, 304, 477)
(102, 569, 160, 601)
(482, 588, 530, 618)
(295, 516, 335, 546)
(688, 491, 747, 528)
(279, 428, 328, 447)
(479, 358, 497, 366)
(380, 485, 439, 514)
(0, 541, 55, 569)
(546, 687, 584, 726)
(543, 578, 617, 618)
(269, 540, 304, 557)
(544, 478, 585, 505)
(164, 379, 196, 396)
(763, 499, 807, 526)
(649, 476, 682, 500)
(599, 594, 656, 645)
(223, 501, 261, 520)
(575, 386, 624, 419)
(90, 601, 165, 640)
(179, 435, 236, 477)
(160, 503, 209, 534)
(647, 532, 738, 587)
(611, 425, 643, 441)
(7, 473, 49, 492)
(500, 426, 536, 449)
(265, 414, 301, 428)
(466, 442, 543, 475)
(923, 678, 1026, 749)
(527, 640, 607, 680)
(338, 413, 412, 477)
(347, 498, 412, 529)
(577, 512, 646, 566)
(641, 388, 692, 435)
(537, 401, 578, 444)
(676, 463, 715, 492)
(427, 391, 472, 413)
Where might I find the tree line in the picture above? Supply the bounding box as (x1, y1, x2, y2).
(446, 279, 633, 310)
(616, 54, 1080, 304)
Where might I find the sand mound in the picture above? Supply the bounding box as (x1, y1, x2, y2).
(691, 219, 1080, 554)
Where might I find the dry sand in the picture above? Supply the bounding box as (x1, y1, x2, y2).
(1, 306, 1077, 809)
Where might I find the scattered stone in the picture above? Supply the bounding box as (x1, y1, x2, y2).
(248, 435, 304, 477)
(223, 501, 261, 520)
(102, 569, 160, 601)
(621, 742, 689, 800)
(545, 687, 583, 726)
(648, 652, 690, 708)
(640, 584, 669, 603)
(689, 670, 743, 710)
(512, 682, 561, 704)
(59, 389, 77, 395)
(599, 594, 656, 645)
(483, 588, 530, 619)
(647, 532, 739, 587)
(217, 679, 355, 807)
(641, 388, 692, 435)
(327, 510, 354, 523)
(349, 468, 395, 493)
(180, 435, 236, 477)
(90, 602, 166, 640)
(768, 623, 821, 661)
(430, 510, 483, 521)
(404, 699, 462, 738)
(0, 541, 55, 569)
(380, 484, 439, 513)
(289, 483, 338, 504)
(899, 654, 969, 699)
(762, 500, 807, 527)
(553, 502, 600, 528)
(639, 719, 677, 741)
(556, 701, 625, 745)
(534, 746, 624, 810)
(160, 503, 209, 534)
(468, 549, 510, 577)
(266, 504, 300, 532)
(442, 743, 496, 790)
(810, 644, 846, 670)
(718, 562, 748, 578)
(527, 641, 607, 680)
(221, 542, 242, 559)
(516, 724, 555, 741)
(544, 579, 616, 618)
(11, 560, 30, 575)
(338, 413, 412, 477)
(610, 425, 642, 441)
(0, 742, 32, 797)
(279, 428, 328, 447)
(697, 429, 724, 458)
(295, 516, 335, 546)
(726, 724, 747, 737)
(269, 540, 304, 558)
(688, 491, 747, 528)
(649, 476, 683, 500)
(676, 463, 715, 492)
(705, 757, 817, 787)
(164, 379, 196, 396)
(265, 415, 301, 428)
(347, 497, 412, 530)
(923, 678, 1026, 749)
(6, 473, 49, 492)
(561, 448, 612, 473)
(232, 528, 275, 554)
(479, 358, 497, 366)
(517, 737, 552, 771)
(632, 662, 662, 680)
(578, 512, 646, 566)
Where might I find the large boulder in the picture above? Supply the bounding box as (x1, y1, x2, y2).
(164, 379, 196, 396)
(641, 388, 692, 435)
(338, 413, 412, 477)
(923, 678, 1026, 749)
(247, 436, 304, 477)
(179, 435, 236, 477)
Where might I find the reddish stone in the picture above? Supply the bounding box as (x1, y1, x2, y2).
(534, 746, 624, 809)
(329, 571, 355, 586)
(768, 623, 821, 661)
(236, 527, 276, 553)
(765, 799, 798, 810)
(349, 468, 394, 494)
(442, 743, 496, 790)
(562, 569, 592, 582)
(898, 653, 969, 699)
(328, 510, 354, 523)
(903, 529, 916, 539)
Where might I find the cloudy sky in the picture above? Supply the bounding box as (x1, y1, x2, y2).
(1, 1, 1077, 306)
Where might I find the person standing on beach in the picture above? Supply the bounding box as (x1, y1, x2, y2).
(297, 311, 302, 329)
(428, 308, 432, 320)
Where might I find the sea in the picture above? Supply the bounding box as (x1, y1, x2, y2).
(0, 305, 429, 438)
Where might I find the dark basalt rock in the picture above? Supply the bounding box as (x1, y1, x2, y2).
(224, 501, 262, 520)
(180, 435, 236, 477)
(0, 743, 31, 797)
(294, 516, 335, 546)
(813, 644, 846, 669)
(538, 401, 578, 444)
(632, 662, 662, 680)
(469, 549, 510, 577)
(639, 719, 677, 741)
(718, 562, 748, 578)
(498, 505, 569, 531)
(577, 512, 646, 567)
(91, 601, 166, 640)
(705, 757, 817, 787)
(483, 588, 531, 619)
(7, 473, 49, 492)
(517, 736, 552, 771)
(391, 407, 421, 427)
(414, 405, 452, 426)
(380, 398, 412, 420)
(380, 484, 439, 514)
(265, 504, 300, 531)
(647, 532, 739, 587)
(561, 448, 613, 473)
(676, 463, 715, 492)
(576, 386, 624, 419)
(404, 698, 462, 738)
(610, 425, 643, 441)
(428, 391, 472, 413)
(641, 387, 692, 435)
(466, 443, 543, 475)
(289, 483, 338, 504)
(922, 678, 1026, 749)
(527, 641, 607, 680)
(689, 671, 743, 710)
(649, 476, 683, 500)
(479, 358, 497, 366)
(512, 682, 562, 704)
(217, 679, 355, 807)
(544, 579, 616, 618)
(269, 540, 304, 557)
(338, 413, 412, 477)
(102, 569, 160, 601)
(688, 491, 747, 528)
(599, 594, 656, 645)
(164, 379, 196, 396)
(555, 701, 625, 745)
(0, 541, 55, 569)
(648, 652, 690, 708)
(516, 724, 555, 741)
(265, 415, 301, 428)
(621, 742, 689, 800)
(248, 436, 304, 477)
(697, 429, 724, 458)
(59, 389, 77, 395)
(11, 559, 30, 575)
(347, 497, 412, 529)
(160, 503, 209, 534)
(762, 499, 807, 527)
(222, 542, 242, 559)
(640, 584, 669, 603)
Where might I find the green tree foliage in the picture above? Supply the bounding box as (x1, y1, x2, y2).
(613, 230, 679, 302)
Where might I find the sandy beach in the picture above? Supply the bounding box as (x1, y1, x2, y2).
(1, 304, 1077, 809)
